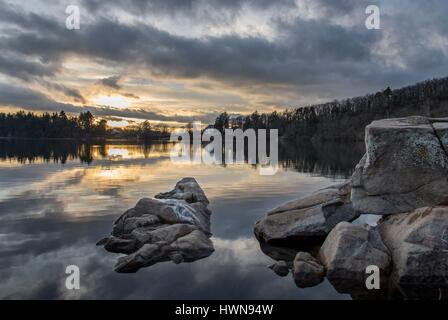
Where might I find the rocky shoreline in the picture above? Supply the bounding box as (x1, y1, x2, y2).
(97, 177, 214, 273)
(96, 116, 448, 298)
(255, 116, 448, 299)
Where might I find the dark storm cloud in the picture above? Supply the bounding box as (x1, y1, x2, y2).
(0, 7, 86, 104)
(39, 81, 87, 104)
(98, 75, 140, 99)
(99, 75, 121, 90)
(0, 1, 61, 33)
(312, 0, 363, 16)
(122, 92, 140, 99)
(1, 10, 380, 87)
(0, 83, 89, 113)
(0, 0, 448, 114)
(0, 83, 62, 109)
(0, 54, 56, 81)
(82, 0, 297, 16)
(0, 53, 85, 103)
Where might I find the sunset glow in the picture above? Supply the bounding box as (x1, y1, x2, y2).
(91, 95, 132, 109)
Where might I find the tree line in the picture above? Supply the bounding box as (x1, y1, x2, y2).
(213, 76, 448, 141)
(0, 110, 170, 140)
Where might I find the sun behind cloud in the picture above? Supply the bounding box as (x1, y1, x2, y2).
(91, 95, 131, 108)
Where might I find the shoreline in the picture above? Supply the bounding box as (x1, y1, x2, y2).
(0, 137, 172, 143)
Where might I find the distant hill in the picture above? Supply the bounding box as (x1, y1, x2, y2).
(215, 76, 448, 142)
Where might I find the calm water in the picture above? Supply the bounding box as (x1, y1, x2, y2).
(0, 140, 364, 299)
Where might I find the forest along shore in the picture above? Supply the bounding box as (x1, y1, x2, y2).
(213, 76, 448, 142)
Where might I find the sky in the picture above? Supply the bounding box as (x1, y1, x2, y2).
(0, 0, 447, 126)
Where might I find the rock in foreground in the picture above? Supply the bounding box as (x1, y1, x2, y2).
(97, 178, 214, 273)
(254, 182, 359, 244)
(351, 116, 448, 215)
(318, 222, 391, 293)
(378, 206, 448, 297)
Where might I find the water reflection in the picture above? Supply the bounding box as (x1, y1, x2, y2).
(0, 140, 360, 299)
(0, 140, 363, 178)
(0, 140, 173, 165)
(279, 140, 365, 178)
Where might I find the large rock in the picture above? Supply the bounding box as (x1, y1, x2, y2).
(351, 116, 448, 215)
(253, 116, 448, 299)
(319, 222, 391, 293)
(378, 206, 448, 297)
(293, 252, 325, 288)
(254, 182, 359, 244)
(98, 177, 214, 273)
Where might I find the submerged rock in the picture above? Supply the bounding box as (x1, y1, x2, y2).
(254, 182, 359, 244)
(98, 177, 214, 273)
(378, 206, 448, 297)
(318, 222, 391, 293)
(268, 260, 290, 277)
(351, 116, 448, 215)
(258, 241, 302, 262)
(292, 252, 325, 288)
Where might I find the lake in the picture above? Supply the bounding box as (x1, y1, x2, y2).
(0, 139, 365, 299)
